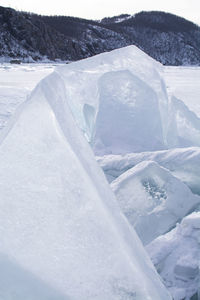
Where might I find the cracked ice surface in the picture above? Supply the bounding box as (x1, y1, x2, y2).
(111, 160, 200, 245)
(147, 212, 200, 300)
(0, 66, 171, 299)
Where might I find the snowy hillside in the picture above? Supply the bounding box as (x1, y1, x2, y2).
(1, 6, 200, 65)
(0, 45, 200, 299)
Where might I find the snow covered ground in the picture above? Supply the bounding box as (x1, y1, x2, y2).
(0, 47, 200, 299)
(0, 63, 55, 130)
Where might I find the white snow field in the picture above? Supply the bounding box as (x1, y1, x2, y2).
(111, 160, 200, 245)
(0, 70, 171, 299)
(147, 212, 200, 300)
(1, 46, 200, 300)
(0, 63, 55, 130)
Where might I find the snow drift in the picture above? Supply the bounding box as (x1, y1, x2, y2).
(0, 69, 171, 299)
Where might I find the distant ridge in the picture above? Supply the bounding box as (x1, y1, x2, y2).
(0, 6, 200, 65)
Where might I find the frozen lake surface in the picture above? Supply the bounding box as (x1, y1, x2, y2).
(0, 63, 55, 129)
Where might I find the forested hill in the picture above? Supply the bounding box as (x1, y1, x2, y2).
(1, 6, 200, 65)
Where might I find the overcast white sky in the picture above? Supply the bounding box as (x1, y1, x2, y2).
(0, 0, 200, 25)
